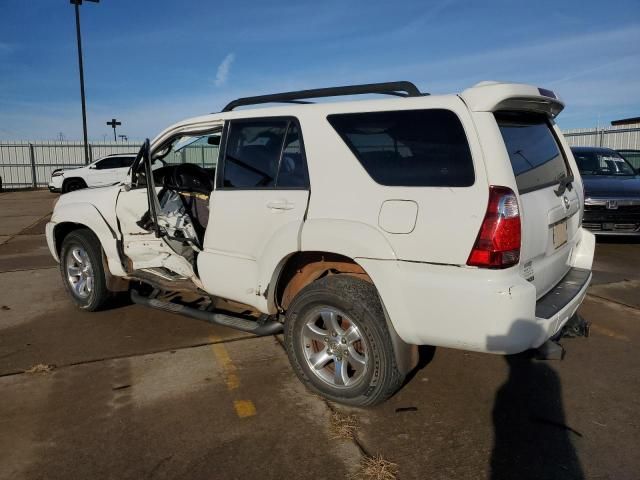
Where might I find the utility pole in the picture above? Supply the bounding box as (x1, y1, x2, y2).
(107, 118, 122, 141)
(70, 0, 99, 164)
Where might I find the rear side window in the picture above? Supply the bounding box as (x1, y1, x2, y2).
(95, 157, 122, 170)
(119, 156, 135, 168)
(496, 112, 569, 193)
(327, 109, 474, 187)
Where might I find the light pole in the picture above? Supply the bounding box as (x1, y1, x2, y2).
(70, 0, 99, 164)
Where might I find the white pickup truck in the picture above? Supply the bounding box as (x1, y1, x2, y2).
(46, 81, 595, 406)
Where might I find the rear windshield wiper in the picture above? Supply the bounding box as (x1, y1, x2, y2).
(554, 174, 574, 196)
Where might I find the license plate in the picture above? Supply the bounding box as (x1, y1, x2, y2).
(553, 220, 568, 249)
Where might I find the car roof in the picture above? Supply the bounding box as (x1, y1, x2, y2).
(151, 80, 563, 145)
(570, 146, 619, 154)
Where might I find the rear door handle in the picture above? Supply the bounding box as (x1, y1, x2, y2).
(266, 200, 295, 211)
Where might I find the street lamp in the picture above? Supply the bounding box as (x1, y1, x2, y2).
(70, 0, 99, 164)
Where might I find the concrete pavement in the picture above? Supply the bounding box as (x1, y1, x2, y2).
(1, 190, 639, 479)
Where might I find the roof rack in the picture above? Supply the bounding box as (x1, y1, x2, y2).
(221, 81, 423, 112)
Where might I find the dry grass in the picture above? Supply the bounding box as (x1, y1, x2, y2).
(25, 363, 54, 374)
(350, 454, 399, 480)
(328, 411, 359, 440)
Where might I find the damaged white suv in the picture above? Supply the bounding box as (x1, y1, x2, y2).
(46, 81, 595, 406)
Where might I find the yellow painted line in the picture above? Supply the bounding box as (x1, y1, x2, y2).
(211, 340, 240, 390)
(210, 335, 257, 418)
(233, 400, 257, 418)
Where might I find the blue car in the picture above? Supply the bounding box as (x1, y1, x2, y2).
(571, 146, 640, 235)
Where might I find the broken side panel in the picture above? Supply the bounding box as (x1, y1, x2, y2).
(115, 187, 200, 285)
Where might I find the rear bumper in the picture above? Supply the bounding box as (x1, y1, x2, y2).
(583, 225, 640, 236)
(358, 228, 595, 355)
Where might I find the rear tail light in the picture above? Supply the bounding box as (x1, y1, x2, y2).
(467, 186, 521, 268)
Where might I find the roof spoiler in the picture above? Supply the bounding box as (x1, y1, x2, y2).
(460, 81, 564, 118)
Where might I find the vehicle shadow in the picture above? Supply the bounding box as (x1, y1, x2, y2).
(488, 322, 584, 480)
(95, 291, 133, 311)
(402, 345, 436, 386)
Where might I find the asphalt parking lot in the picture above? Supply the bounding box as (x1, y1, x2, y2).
(1, 190, 639, 480)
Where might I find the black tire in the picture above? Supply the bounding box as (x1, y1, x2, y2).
(284, 275, 404, 407)
(62, 178, 86, 194)
(59, 228, 111, 311)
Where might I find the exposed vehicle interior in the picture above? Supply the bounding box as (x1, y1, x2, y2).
(132, 132, 221, 271)
(125, 120, 308, 290)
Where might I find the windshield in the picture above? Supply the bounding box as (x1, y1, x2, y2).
(618, 150, 640, 170)
(155, 133, 221, 167)
(573, 150, 636, 176)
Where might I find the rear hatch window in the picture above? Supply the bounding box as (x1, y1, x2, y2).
(495, 111, 580, 301)
(496, 112, 569, 193)
(327, 109, 474, 187)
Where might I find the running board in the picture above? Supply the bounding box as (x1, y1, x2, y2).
(130, 290, 283, 336)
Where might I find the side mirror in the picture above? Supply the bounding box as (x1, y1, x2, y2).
(207, 136, 221, 146)
(89, 165, 96, 169)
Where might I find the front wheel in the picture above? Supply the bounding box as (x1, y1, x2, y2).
(59, 229, 111, 311)
(284, 275, 404, 406)
(62, 178, 86, 193)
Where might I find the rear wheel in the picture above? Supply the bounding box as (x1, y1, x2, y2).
(284, 275, 404, 406)
(62, 178, 86, 193)
(59, 229, 111, 311)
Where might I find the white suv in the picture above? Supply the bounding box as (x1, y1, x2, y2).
(45, 81, 595, 406)
(49, 153, 137, 193)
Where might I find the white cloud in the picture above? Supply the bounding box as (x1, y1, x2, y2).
(214, 53, 235, 87)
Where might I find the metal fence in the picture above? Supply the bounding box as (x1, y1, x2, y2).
(2, 124, 640, 190)
(0, 141, 219, 190)
(0, 141, 140, 189)
(562, 124, 640, 150)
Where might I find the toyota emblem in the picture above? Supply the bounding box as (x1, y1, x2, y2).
(563, 196, 570, 209)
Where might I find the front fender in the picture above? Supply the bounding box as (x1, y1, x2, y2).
(49, 202, 126, 277)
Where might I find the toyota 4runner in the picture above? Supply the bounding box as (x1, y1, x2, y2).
(46, 81, 595, 406)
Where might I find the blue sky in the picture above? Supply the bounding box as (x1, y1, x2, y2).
(1, 0, 639, 140)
